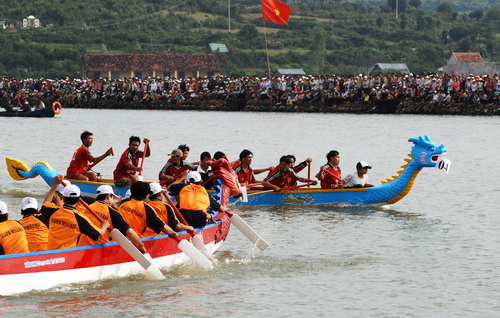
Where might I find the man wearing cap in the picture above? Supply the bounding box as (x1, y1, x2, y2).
(18, 197, 49, 252)
(77, 185, 146, 253)
(66, 131, 113, 181)
(262, 155, 318, 191)
(144, 183, 193, 237)
(41, 176, 110, 250)
(113, 136, 151, 187)
(169, 171, 223, 228)
(0, 200, 29, 255)
(343, 161, 375, 188)
(119, 181, 190, 238)
(158, 149, 197, 187)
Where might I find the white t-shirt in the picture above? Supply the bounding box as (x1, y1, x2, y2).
(343, 172, 369, 188)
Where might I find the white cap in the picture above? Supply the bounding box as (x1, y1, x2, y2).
(356, 161, 372, 170)
(186, 171, 202, 183)
(62, 184, 81, 198)
(21, 197, 38, 211)
(0, 200, 7, 215)
(96, 185, 115, 196)
(125, 189, 131, 199)
(149, 182, 163, 195)
(56, 181, 71, 193)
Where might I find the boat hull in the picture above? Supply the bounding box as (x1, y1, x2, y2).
(0, 107, 56, 117)
(0, 214, 229, 296)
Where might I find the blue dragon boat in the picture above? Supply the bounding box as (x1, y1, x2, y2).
(6, 135, 450, 206)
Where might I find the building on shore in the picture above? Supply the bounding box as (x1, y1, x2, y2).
(366, 63, 410, 75)
(439, 52, 500, 76)
(82, 53, 220, 79)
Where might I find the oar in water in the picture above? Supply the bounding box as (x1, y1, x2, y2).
(74, 187, 165, 280)
(160, 191, 216, 264)
(246, 182, 313, 197)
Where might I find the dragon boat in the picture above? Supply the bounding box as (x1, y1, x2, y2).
(0, 215, 230, 296)
(6, 135, 450, 207)
(0, 106, 59, 117)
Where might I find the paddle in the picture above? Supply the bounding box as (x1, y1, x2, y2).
(246, 182, 313, 197)
(307, 163, 311, 187)
(73, 187, 165, 280)
(137, 139, 149, 180)
(323, 168, 344, 182)
(88, 147, 114, 170)
(160, 191, 216, 264)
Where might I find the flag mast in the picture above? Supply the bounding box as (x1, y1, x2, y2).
(263, 20, 271, 77)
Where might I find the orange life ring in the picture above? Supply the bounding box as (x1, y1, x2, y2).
(52, 101, 62, 114)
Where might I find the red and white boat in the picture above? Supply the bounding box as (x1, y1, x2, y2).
(0, 212, 230, 296)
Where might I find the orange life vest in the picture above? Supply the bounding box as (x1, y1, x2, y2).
(77, 201, 112, 246)
(0, 220, 29, 255)
(143, 200, 171, 237)
(118, 199, 153, 237)
(19, 215, 49, 252)
(179, 184, 211, 218)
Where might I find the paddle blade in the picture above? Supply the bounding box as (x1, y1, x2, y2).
(230, 214, 269, 251)
(192, 234, 217, 264)
(177, 239, 214, 269)
(109, 229, 166, 279)
(240, 186, 248, 202)
(143, 253, 166, 280)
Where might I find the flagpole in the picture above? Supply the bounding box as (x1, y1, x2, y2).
(263, 20, 271, 77)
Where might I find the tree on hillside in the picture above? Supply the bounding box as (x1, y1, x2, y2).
(386, 0, 408, 13)
(310, 29, 326, 75)
(437, 2, 453, 13)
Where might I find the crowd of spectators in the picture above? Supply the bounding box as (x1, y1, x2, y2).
(1, 72, 499, 111)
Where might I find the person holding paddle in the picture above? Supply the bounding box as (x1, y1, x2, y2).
(232, 149, 273, 186)
(113, 136, 150, 187)
(262, 155, 317, 191)
(66, 131, 113, 181)
(316, 150, 344, 189)
(158, 149, 197, 187)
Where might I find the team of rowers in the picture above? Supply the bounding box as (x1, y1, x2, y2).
(0, 130, 374, 256)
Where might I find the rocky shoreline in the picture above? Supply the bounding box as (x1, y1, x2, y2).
(64, 98, 500, 116)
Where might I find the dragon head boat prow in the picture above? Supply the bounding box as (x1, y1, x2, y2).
(5, 158, 60, 186)
(408, 135, 448, 169)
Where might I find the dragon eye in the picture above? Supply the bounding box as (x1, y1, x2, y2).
(431, 155, 439, 161)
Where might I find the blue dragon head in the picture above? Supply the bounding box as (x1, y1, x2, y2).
(408, 135, 447, 168)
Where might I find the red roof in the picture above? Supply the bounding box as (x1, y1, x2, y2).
(84, 54, 219, 72)
(452, 52, 483, 62)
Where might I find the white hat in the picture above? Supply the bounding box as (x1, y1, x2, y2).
(125, 189, 131, 199)
(96, 185, 115, 196)
(356, 161, 372, 170)
(21, 197, 38, 211)
(0, 200, 7, 215)
(56, 181, 71, 193)
(186, 171, 202, 183)
(149, 182, 163, 195)
(62, 184, 81, 198)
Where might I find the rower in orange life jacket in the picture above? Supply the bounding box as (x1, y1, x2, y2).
(77, 185, 146, 253)
(144, 182, 184, 237)
(0, 200, 29, 255)
(169, 171, 227, 229)
(118, 181, 193, 238)
(39, 176, 109, 250)
(18, 197, 49, 252)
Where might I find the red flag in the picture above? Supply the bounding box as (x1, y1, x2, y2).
(262, 0, 292, 25)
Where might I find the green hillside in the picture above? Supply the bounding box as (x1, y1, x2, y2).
(0, 0, 498, 77)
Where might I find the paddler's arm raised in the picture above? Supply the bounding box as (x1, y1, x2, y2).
(143, 138, 151, 157)
(89, 147, 114, 168)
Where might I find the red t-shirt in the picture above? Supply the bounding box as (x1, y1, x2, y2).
(113, 148, 143, 180)
(320, 163, 342, 189)
(264, 168, 299, 188)
(233, 162, 255, 184)
(66, 145, 93, 178)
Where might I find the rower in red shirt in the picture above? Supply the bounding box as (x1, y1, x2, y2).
(158, 149, 197, 187)
(232, 149, 273, 186)
(66, 131, 113, 181)
(113, 136, 151, 187)
(262, 155, 317, 191)
(316, 150, 343, 189)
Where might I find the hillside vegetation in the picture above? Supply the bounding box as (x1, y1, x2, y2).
(0, 0, 498, 77)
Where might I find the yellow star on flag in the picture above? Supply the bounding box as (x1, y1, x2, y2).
(274, 9, 281, 15)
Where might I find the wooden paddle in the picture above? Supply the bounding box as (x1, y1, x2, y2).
(160, 191, 216, 264)
(88, 147, 114, 170)
(246, 182, 313, 197)
(137, 139, 149, 180)
(74, 190, 165, 280)
(323, 168, 344, 182)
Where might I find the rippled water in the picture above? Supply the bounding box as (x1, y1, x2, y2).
(1, 109, 499, 317)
